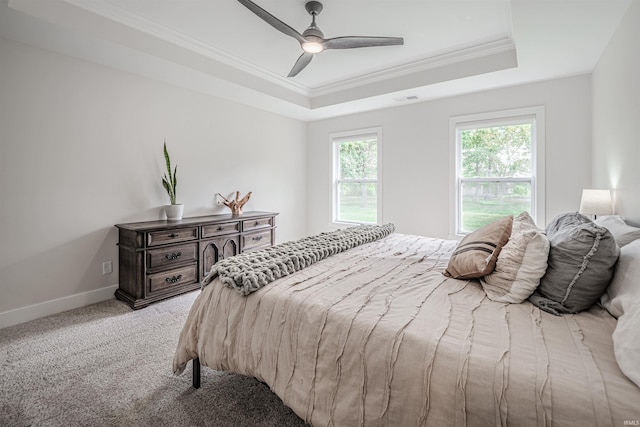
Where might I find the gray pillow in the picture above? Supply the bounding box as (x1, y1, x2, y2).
(529, 212, 619, 315)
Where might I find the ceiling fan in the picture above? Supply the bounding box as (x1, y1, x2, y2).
(237, 0, 404, 77)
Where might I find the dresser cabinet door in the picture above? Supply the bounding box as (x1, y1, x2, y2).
(201, 236, 239, 278)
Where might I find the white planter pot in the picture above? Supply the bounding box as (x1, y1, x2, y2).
(165, 204, 184, 220)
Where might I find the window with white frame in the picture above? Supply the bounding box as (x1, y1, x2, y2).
(450, 107, 545, 235)
(331, 128, 382, 225)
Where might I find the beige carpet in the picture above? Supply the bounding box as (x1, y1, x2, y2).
(0, 291, 305, 426)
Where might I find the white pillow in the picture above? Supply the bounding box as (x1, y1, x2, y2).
(481, 212, 550, 303)
(613, 300, 640, 387)
(595, 215, 640, 247)
(600, 238, 640, 318)
(605, 239, 640, 387)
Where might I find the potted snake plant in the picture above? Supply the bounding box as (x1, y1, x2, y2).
(162, 141, 183, 220)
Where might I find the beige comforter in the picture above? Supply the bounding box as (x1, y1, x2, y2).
(173, 233, 640, 426)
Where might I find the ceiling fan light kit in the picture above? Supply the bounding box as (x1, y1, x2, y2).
(302, 41, 323, 54)
(237, 0, 404, 77)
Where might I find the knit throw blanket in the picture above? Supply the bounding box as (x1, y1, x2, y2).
(202, 223, 396, 296)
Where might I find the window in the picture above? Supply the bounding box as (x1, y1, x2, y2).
(450, 107, 545, 235)
(331, 128, 382, 225)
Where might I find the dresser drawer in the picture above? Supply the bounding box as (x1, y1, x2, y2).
(147, 227, 198, 247)
(147, 265, 198, 294)
(243, 217, 274, 232)
(242, 230, 273, 252)
(202, 221, 240, 238)
(146, 243, 197, 270)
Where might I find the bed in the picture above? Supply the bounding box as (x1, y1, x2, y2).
(173, 214, 640, 426)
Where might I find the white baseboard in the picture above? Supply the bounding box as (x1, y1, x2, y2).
(0, 284, 119, 329)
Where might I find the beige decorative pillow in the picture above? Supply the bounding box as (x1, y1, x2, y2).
(481, 212, 550, 303)
(444, 215, 513, 279)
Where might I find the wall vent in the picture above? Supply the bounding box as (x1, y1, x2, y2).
(393, 95, 419, 102)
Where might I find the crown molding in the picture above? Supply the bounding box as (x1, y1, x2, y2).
(310, 37, 515, 97)
(15, 0, 517, 111)
(63, 0, 312, 97)
(62, 0, 514, 104)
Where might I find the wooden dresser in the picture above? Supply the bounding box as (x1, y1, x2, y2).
(115, 211, 278, 309)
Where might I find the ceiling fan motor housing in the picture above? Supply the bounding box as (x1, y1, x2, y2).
(305, 1, 323, 16)
(303, 27, 324, 39)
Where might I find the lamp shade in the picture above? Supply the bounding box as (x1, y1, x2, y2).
(579, 189, 613, 216)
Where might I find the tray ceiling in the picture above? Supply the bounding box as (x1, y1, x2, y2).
(1, 0, 632, 120)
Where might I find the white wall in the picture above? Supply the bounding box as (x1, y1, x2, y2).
(0, 37, 307, 326)
(592, 0, 640, 224)
(6, 11, 628, 327)
(307, 75, 592, 238)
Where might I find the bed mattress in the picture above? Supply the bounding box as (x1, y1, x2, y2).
(173, 233, 640, 426)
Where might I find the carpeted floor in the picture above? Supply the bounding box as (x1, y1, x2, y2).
(0, 291, 306, 426)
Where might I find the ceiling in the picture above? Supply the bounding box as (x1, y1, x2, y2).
(0, 0, 632, 121)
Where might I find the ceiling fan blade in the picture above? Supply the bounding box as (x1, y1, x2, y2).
(288, 52, 313, 77)
(323, 36, 404, 50)
(237, 0, 305, 44)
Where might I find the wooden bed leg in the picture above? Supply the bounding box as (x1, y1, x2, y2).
(192, 357, 201, 389)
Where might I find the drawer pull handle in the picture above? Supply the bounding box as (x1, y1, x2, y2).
(165, 274, 182, 283)
(217, 226, 223, 231)
(255, 221, 260, 226)
(165, 252, 182, 260)
(168, 233, 179, 238)
(252, 236, 263, 241)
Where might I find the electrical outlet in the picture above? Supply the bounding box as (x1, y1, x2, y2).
(102, 261, 113, 275)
